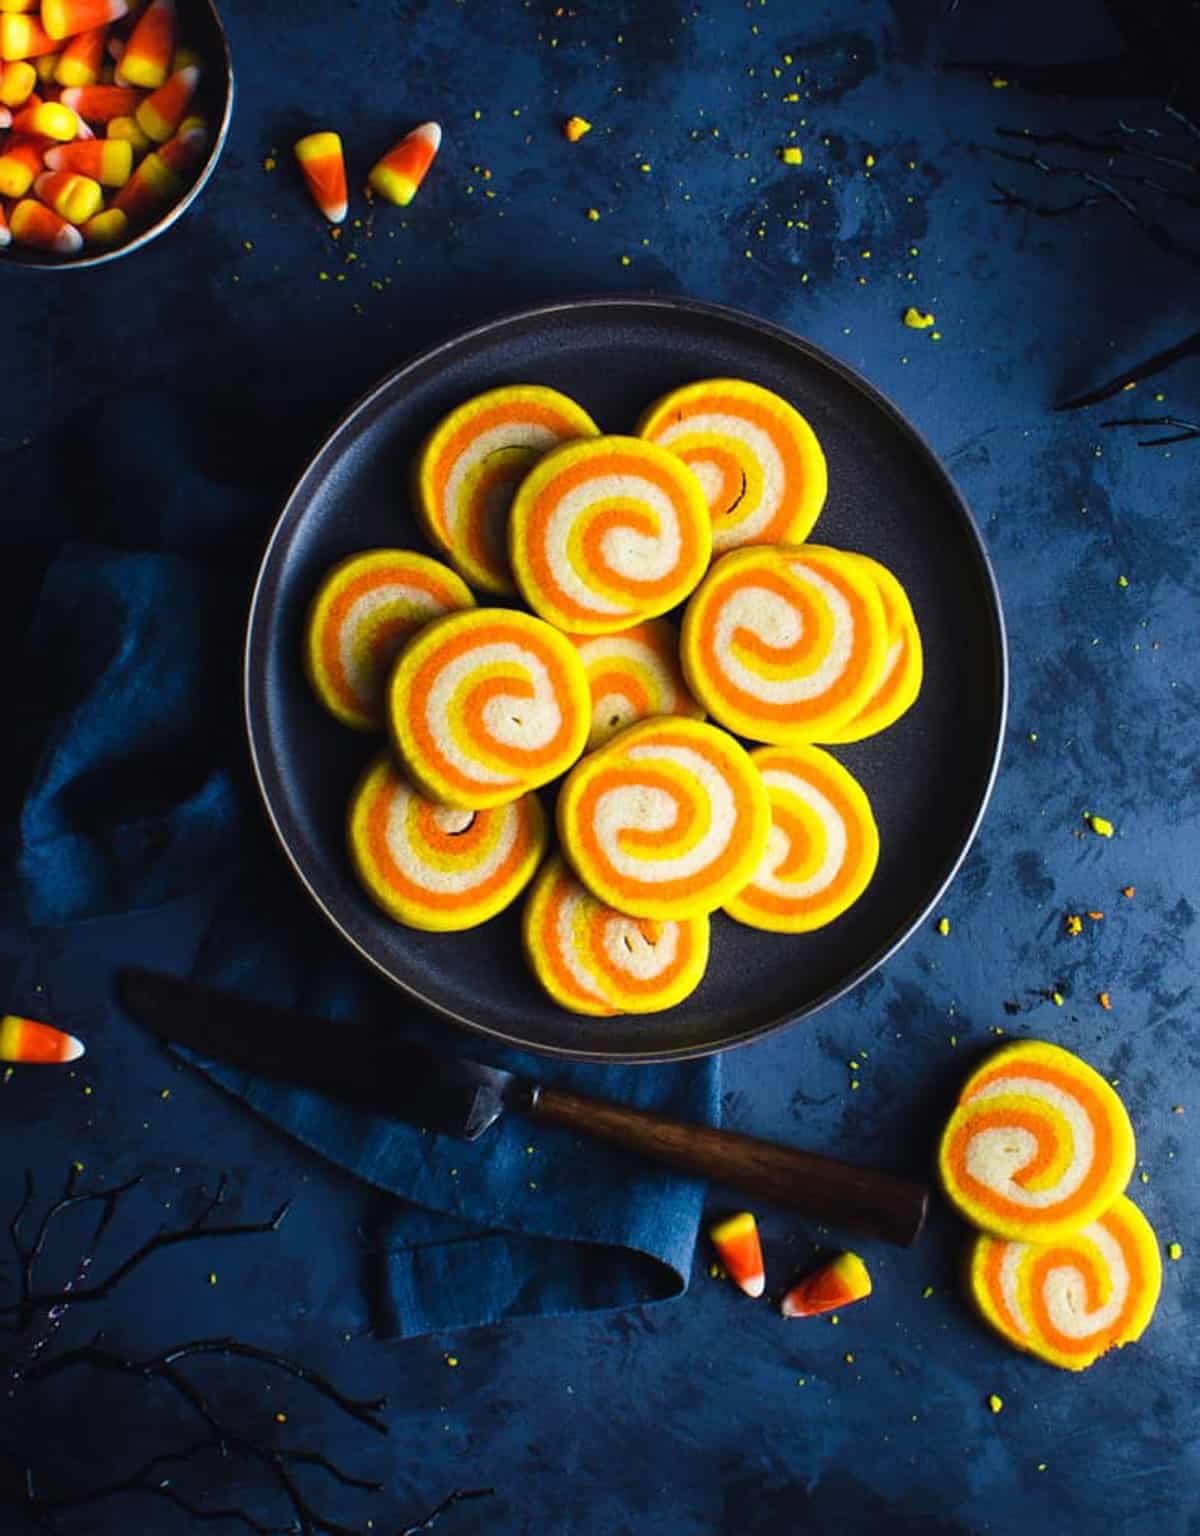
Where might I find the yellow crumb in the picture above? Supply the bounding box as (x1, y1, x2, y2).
(1086, 814, 1115, 837)
(864, 152, 876, 167)
(1117, 575, 1129, 588)
(1168, 1242, 1183, 1261)
(620, 254, 631, 266)
(446, 1354, 459, 1367)
(1122, 885, 1135, 898)
(988, 1394, 1003, 1414)
(991, 77, 1009, 88)
(1098, 991, 1113, 1011)
(903, 307, 935, 330)
(1051, 991, 1064, 1007)
(1065, 914, 1083, 937)
(586, 207, 600, 220)
(563, 115, 592, 142)
(779, 146, 803, 165)
(936, 916, 950, 936)
(262, 155, 277, 172)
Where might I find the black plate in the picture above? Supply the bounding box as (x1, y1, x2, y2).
(245, 297, 1007, 1063)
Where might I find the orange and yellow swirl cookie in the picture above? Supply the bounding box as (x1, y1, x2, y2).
(938, 1041, 1136, 1244)
(569, 619, 704, 751)
(348, 754, 546, 931)
(969, 1196, 1161, 1371)
(681, 545, 887, 745)
(509, 435, 712, 635)
(724, 746, 878, 933)
(304, 550, 475, 731)
(638, 377, 827, 554)
(820, 555, 923, 743)
(557, 716, 770, 920)
(523, 856, 709, 1015)
(388, 607, 591, 809)
(416, 385, 599, 595)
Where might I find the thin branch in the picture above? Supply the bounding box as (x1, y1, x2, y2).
(398, 1488, 497, 1535)
(1, 1179, 292, 1317)
(26, 1338, 388, 1430)
(1055, 327, 1200, 408)
(995, 125, 1196, 174)
(1164, 103, 1200, 142)
(1100, 414, 1200, 444)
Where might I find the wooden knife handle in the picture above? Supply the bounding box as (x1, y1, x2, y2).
(529, 1084, 929, 1247)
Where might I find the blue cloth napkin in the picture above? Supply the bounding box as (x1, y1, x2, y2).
(14, 541, 720, 1337)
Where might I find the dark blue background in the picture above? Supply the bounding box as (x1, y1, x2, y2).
(4, 1, 1198, 1531)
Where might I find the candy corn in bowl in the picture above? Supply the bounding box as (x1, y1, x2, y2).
(0, 0, 232, 270)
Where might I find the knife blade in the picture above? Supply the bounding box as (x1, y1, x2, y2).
(117, 967, 930, 1246)
(117, 967, 517, 1140)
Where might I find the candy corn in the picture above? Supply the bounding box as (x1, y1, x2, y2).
(0, 1013, 85, 1063)
(54, 23, 106, 86)
(34, 165, 101, 220)
(0, 13, 58, 58)
(135, 60, 195, 141)
(81, 202, 124, 243)
(12, 96, 78, 137)
(368, 120, 440, 206)
(156, 113, 204, 174)
(40, 0, 129, 43)
(0, 57, 36, 104)
(0, 134, 45, 195)
(294, 129, 347, 224)
(115, 0, 173, 88)
(111, 145, 178, 221)
(9, 194, 82, 250)
(106, 110, 148, 151)
(59, 81, 138, 122)
(44, 131, 130, 183)
(0, 0, 38, 12)
(709, 1212, 766, 1298)
(781, 1252, 873, 1318)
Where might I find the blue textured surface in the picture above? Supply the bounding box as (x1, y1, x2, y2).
(4, 1, 1199, 1532)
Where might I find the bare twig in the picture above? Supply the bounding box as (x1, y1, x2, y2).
(994, 125, 1197, 174)
(1, 1175, 292, 1318)
(398, 1488, 497, 1535)
(1055, 328, 1200, 408)
(1100, 413, 1200, 444)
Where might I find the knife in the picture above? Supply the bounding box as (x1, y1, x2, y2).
(117, 968, 929, 1247)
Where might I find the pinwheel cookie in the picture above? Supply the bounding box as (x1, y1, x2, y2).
(938, 1041, 1136, 1245)
(969, 1196, 1162, 1371)
(522, 856, 709, 1015)
(638, 377, 827, 554)
(819, 554, 923, 744)
(509, 435, 712, 634)
(557, 716, 770, 921)
(724, 745, 879, 933)
(305, 550, 475, 731)
(681, 545, 887, 744)
(348, 753, 546, 931)
(416, 385, 599, 594)
(388, 607, 591, 809)
(569, 618, 704, 751)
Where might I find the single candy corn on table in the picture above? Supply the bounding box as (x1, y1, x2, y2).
(522, 856, 710, 1016)
(0, 1013, 85, 1063)
(709, 1212, 766, 1297)
(781, 1251, 872, 1317)
(347, 753, 547, 932)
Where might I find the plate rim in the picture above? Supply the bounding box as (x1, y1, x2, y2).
(244, 293, 1009, 1063)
